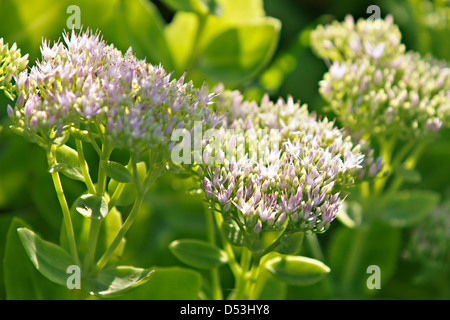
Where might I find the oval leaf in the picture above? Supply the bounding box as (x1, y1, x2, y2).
(17, 227, 74, 286)
(395, 164, 422, 183)
(108, 161, 147, 206)
(265, 256, 330, 286)
(101, 160, 133, 183)
(54, 145, 84, 181)
(169, 239, 228, 269)
(84, 266, 154, 297)
(74, 194, 109, 220)
(274, 232, 304, 255)
(379, 190, 440, 228)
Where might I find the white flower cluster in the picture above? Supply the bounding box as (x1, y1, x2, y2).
(311, 15, 450, 139)
(0, 38, 28, 100)
(8, 30, 219, 154)
(199, 86, 367, 248)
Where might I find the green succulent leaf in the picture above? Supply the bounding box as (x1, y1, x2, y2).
(274, 231, 304, 255)
(265, 255, 330, 286)
(169, 239, 228, 269)
(379, 190, 440, 228)
(54, 144, 84, 181)
(84, 266, 154, 296)
(17, 227, 74, 286)
(101, 160, 133, 183)
(73, 193, 109, 220)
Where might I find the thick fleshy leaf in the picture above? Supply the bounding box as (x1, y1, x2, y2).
(53, 145, 84, 182)
(265, 256, 330, 286)
(169, 239, 228, 269)
(274, 232, 304, 255)
(101, 160, 133, 183)
(197, 16, 281, 84)
(215, 0, 266, 22)
(4, 218, 72, 299)
(17, 227, 74, 286)
(395, 164, 422, 183)
(164, 12, 199, 75)
(108, 161, 147, 206)
(84, 266, 154, 296)
(73, 193, 109, 220)
(379, 190, 440, 228)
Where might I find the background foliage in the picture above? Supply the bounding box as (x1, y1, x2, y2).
(0, 0, 449, 299)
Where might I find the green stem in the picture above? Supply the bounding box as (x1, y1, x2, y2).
(213, 211, 241, 278)
(83, 219, 102, 272)
(95, 190, 145, 271)
(75, 139, 96, 195)
(245, 255, 262, 300)
(385, 139, 428, 197)
(84, 143, 112, 272)
(205, 206, 223, 300)
(47, 147, 80, 266)
(96, 144, 112, 196)
(341, 226, 369, 298)
(233, 248, 252, 300)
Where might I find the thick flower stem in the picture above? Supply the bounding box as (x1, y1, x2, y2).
(95, 190, 145, 271)
(47, 147, 80, 266)
(83, 143, 112, 273)
(75, 139, 96, 195)
(205, 206, 223, 300)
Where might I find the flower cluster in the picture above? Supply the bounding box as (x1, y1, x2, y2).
(310, 15, 450, 139)
(0, 38, 28, 100)
(199, 86, 367, 250)
(8, 29, 219, 154)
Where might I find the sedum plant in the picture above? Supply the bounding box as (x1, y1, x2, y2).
(167, 85, 374, 299)
(5, 29, 219, 297)
(2, 28, 372, 299)
(310, 15, 450, 297)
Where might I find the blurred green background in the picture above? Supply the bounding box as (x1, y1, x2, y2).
(0, 0, 449, 299)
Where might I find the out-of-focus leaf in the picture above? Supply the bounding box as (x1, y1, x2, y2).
(197, 16, 281, 84)
(274, 231, 304, 255)
(0, 0, 172, 68)
(336, 200, 363, 228)
(328, 222, 401, 298)
(164, 12, 199, 75)
(395, 164, 422, 183)
(160, 0, 216, 15)
(379, 190, 440, 228)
